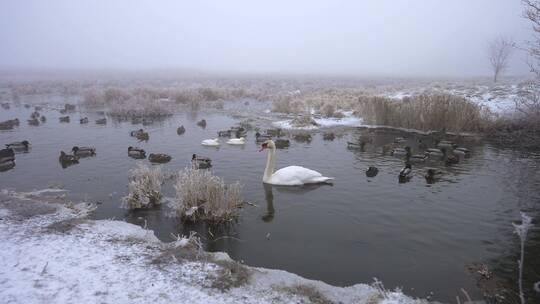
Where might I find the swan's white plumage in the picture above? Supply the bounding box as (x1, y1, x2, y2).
(261, 139, 333, 186)
(268, 165, 333, 186)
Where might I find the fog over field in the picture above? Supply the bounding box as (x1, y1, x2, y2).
(0, 0, 532, 76)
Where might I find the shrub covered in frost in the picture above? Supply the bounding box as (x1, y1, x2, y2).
(122, 163, 163, 209)
(171, 168, 243, 223)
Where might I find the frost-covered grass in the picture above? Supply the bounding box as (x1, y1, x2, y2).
(122, 163, 163, 209)
(171, 168, 243, 223)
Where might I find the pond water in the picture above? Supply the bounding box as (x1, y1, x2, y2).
(1, 102, 539, 303)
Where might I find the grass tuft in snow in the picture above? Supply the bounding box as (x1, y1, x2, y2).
(171, 168, 243, 224)
(122, 163, 163, 209)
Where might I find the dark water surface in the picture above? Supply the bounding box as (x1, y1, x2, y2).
(1, 103, 539, 303)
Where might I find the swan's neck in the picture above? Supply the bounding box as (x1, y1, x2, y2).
(263, 148, 275, 183)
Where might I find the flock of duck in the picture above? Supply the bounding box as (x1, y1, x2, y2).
(348, 136, 471, 183)
(1, 103, 471, 186)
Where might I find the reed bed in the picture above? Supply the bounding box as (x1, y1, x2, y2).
(122, 163, 163, 209)
(171, 168, 243, 224)
(354, 94, 488, 133)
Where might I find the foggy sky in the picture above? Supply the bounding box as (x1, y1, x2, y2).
(0, 0, 533, 77)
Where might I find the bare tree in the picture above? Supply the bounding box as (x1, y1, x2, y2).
(523, 0, 540, 77)
(488, 37, 514, 83)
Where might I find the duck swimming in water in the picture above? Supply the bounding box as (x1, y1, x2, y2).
(424, 168, 443, 184)
(177, 125, 186, 135)
(128, 146, 146, 159)
(6, 141, 30, 151)
(80, 117, 89, 124)
(72, 146, 96, 157)
(148, 153, 172, 163)
(59, 151, 79, 168)
(59, 116, 70, 123)
(95, 118, 107, 125)
(0, 148, 15, 163)
(196, 119, 207, 128)
(366, 166, 379, 177)
(399, 163, 412, 183)
(192, 154, 212, 169)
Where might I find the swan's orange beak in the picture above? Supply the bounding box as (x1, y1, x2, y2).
(259, 143, 268, 152)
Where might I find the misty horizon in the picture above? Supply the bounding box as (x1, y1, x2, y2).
(0, 0, 535, 77)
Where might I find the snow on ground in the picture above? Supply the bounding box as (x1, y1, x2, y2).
(0, 189, 427, 304)
(273, 111, 363, 130)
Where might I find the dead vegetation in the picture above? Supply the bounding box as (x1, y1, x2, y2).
(122, 163, 163, 209)
(279, 284, 333, 304)
(355, 94, 488, 133)
(171, 168, 243, 224)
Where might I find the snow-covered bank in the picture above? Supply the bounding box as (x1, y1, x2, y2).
(0, 189, 426, 304)
(273, 111, 363, 130)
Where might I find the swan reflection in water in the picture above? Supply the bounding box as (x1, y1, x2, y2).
(261, 182, 332, 223)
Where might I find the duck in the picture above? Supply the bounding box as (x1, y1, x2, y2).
(72, 146, 96, 157)
(255, 132, 272, 143)
(394, 137, 406, 143)
(136, 131, 149, 141)
(64, 104, 76, 111)
(59, 116, 70, 123)
(177, 125, 186, 135)
(293, 133, 312, 143)
(347, 141, 367, 150)
(437, 140, 457, 149)
(0, 159, 15, 172)
(323, 132, 336, 141)
(226, 137, 246, 145)
(366, 166, 379, 177)
(6, 141, 30, 151)
(274, 138, 290, 149)
(0, 148, 15, 163)
(202, 138, 220, 146)
(453, 147, 471, 157)
(218, 130, 232, 137)
(259, 139, 333, 186)
(27, 118, 39, 126)
(148, 153, 171, 163)
(96, 118, 107, 125)
(59, 151, 79, 165)
(80, 117, 89, 124)
(392, 146, 411, 158)
(265, 129, 282, 137)
(230, 127, 247, 138)
(128, 146, 146, 159)
(399, 163, 413, 182)
(40, 116, 46, 123)
(130, 129, 144, 137)
(30, 111, 40, 119)
(445, 153, 459, 165)
(196, 119, 207, 128)
(408, 152, 429, 163)
(0, 119, 18, 130)
(418, 139, 428, 150)
(426, 148, 444, 157)
(192, 154, 212, 169)
(424, 168, 443, 184)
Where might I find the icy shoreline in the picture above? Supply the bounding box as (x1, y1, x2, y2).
(0, 189, 426, 304)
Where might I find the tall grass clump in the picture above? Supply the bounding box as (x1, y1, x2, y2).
(122, 163, 163, 209)
(171, 168, 243, 224)
(355, 94, 487, 133)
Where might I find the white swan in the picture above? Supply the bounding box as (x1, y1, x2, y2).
(260, 139, 333, 186)
(201, 138, 220, 146)
(226, 137, 245, 145)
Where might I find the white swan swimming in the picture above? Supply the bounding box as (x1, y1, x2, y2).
(201, 138, 220, 146)
(259, 139, 333, 186)
(226, 137, 245, 145)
